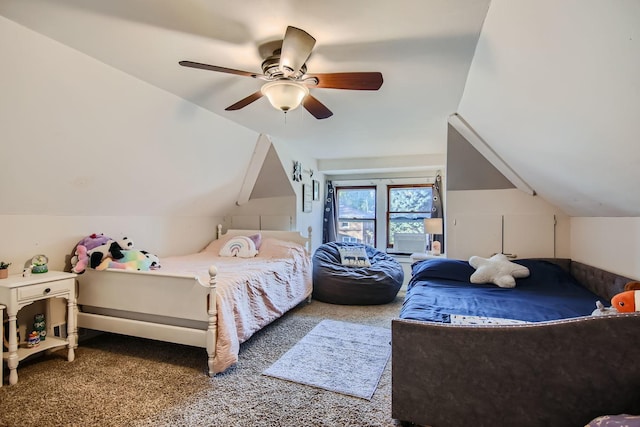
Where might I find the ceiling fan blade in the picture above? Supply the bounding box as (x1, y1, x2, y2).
(280, 26, 316, 76)
(303, 95, 333, 120)
(225, 91, 264, 111)
(307, 72, 383, 90)
(179, 61, 260, 78)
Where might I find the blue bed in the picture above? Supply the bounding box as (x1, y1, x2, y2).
(393, 258, 640, 427)
(400, 258, 605, 323)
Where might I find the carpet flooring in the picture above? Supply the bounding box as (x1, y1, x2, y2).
(263, 319, 391, 399)
(0, 293, 404, 427)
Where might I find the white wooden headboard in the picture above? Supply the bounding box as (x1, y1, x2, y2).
(217, 216, 312, 253)
(226, 215, 293, 231)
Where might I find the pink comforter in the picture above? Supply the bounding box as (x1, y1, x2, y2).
(157, 238, 312, 373)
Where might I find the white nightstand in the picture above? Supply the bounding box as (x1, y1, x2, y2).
(0, 271, 77, 385)
(410, 252, 447, 263)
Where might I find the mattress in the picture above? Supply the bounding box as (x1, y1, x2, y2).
(400, 258, 606, 323)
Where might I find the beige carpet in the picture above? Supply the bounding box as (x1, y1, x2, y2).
(0, 294, 404, 427)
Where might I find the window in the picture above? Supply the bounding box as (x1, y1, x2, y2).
(387, 185, 433, 249)
(336, 186, 376, 246)
(333, 181, 436, 252)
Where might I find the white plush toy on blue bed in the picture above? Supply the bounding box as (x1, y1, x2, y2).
(591, 301, 618, 316)
(468, 253, 530, 288)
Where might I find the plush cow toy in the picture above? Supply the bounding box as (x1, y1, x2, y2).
(70, 233, 112, 274)
(87, 237, 134, 269)
(71, 234, 160, 273)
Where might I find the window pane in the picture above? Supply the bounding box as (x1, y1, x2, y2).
(336, 186, 376, 246)
(387, 185, 433, 249)
(337, 219, 375, 246)
(388, 213, 429, 245)
(337, 188, 376, 219)
(389, 187, 432, 212)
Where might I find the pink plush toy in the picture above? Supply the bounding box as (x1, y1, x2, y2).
(70, 233, 112, 273)
(71, 244, 89, 274)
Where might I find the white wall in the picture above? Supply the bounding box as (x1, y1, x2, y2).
(459, 0, 640, 217)
(271, 139, 324, 251)
(451, 1, 640, 276)
(571, 217, 640, 279)
(0, 215, 222, 274)
(0, 17, 261, 273)
(446, 189, 570, 259)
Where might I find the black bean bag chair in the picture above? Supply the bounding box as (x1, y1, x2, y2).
(312, 242, 404, 305)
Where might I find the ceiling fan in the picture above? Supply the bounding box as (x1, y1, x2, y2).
(179, 26, 383, 120)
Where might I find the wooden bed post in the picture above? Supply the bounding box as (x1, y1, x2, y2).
(206, 265, 218, 376)
(216, 224, 223, 239)
(307, 226, 313, 253)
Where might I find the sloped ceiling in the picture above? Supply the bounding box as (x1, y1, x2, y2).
(250, 144, 294, 199)
(458, 0, 640, 216)
(0, 0, 489, 162)
(1, 1, 639, 218)
(0, 16, 259, 217)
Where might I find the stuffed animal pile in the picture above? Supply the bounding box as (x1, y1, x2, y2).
(71, 233, 161, 273)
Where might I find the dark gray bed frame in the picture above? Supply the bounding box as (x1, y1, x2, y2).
(392, 259, 640, 427)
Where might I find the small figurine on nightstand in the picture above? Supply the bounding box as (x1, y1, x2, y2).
(27, 331, 40, 348)
(34, 314, 46, 341)
(23, 265, 32, 277)
(31, 254, 49, 274)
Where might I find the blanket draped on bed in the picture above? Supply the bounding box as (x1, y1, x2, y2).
(157, 240, 311, 373)
(401, 258, 605, 323)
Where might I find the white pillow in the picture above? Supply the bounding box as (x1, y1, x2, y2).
(219, 236, 258, 258)
(203, 233, 262, 253)
(468, 253, 530, 288)
(338, 246, 371, 267)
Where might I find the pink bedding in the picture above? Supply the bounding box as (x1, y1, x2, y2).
(157, 237, 312, 373)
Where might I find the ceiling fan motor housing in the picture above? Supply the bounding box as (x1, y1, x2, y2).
(262, 50, 307, 80)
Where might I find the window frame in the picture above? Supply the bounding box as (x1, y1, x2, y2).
(386, 183, 434, 250)
(335, 185, 377, 246)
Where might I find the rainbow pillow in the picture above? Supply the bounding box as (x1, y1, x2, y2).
(219, 236, 259, 258)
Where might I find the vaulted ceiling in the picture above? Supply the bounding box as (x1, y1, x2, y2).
(1, 0, 639, 217)
(0, 0, 489, 161)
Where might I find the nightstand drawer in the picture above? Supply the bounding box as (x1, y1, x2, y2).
(17, 278, 73, 301)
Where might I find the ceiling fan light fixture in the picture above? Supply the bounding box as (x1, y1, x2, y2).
(261, 80, 309, 113)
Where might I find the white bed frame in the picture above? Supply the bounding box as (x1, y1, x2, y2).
(76, 225, 312, 376)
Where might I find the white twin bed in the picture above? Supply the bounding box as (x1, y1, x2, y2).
(76, 225, 312, 375)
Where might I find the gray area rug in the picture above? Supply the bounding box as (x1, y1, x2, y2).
(263, 319, 391, 400)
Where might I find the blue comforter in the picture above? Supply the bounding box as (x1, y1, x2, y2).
(400, 258, 606, 323)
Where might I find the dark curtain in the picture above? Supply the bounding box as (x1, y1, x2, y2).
(322, 180, 337, 243)
(431, 173, 444, 252)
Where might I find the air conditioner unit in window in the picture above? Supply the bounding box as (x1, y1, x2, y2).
(393, 233, 427, 254)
